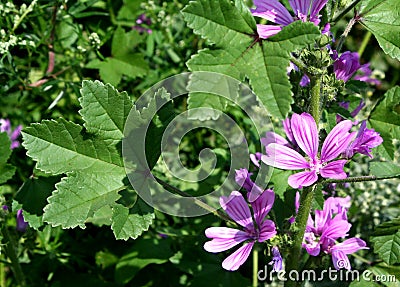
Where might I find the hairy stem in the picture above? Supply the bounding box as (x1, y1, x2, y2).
(336, 17, 358, 53)
(322, 174, 400, 184)
(253, 248, 258, 287)
(309, 76, 322, 125)
(1, 227, 26, 286)
(285, 185, 316, 287)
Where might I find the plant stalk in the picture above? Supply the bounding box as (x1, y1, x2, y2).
(309, 76, 322, 125)
(285, 185, 316, 287)
(1, 227, 26, 286)
(253, 248, 258, 287)
(322, 174, 400, 184)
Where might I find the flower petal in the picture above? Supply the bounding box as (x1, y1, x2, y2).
(251, 189, 275, 226)
(258, 219, 277, 242)
(331, 250, 351, 270)
(331, 237, 368, 254)
(204, 227, 249, 253)
(255, 24, 282, 39)
(288, 170, 318, 189)
(222, 242, 255, 271)
(291, 113, 319, 159)
(250, 152, 262, 167)
(220, 191, 253, 229)
(320, 160, 348, 179)
(310, 0, 328, 24)
(261, 143, 309, 170)
(261, 131, 289, 147)
(251, 0, 293, 25)
(321, 216, 351, 240)
(289, 0, 311, 21)
(320, 120, 354, 162)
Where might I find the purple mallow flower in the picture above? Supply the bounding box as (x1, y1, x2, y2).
(269, 246, 283, 272)
(0, 119, 22, 149)
(336, 100, 365, 123)
(133, 14, 152, 34)
(235, 168, 264, 202)
(204, 190, 276, 271)
(344, 121, 383, 158)
(16, 209, 28, 232)
(303, 197, 367, 270)
(251, 0, 328, 39)
(333, 51, 380, 84)
(261, 113, 355, 189)
(334, 51, 361, 82)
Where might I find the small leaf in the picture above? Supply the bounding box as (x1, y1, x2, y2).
(111, 199, 155, 240)
(371, 218, 400, 265)
(370, 162, 400, 178)
(369, 86, 400, 160)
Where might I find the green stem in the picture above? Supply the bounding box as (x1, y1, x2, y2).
(309, 76, 322, 125)
(154, 176, 232, 222)
(336, 17, 357, 53)
(332, 0, 362, 23)
(358, 31, 372, 58)
(0, 255, 5, 287)
(285, 185, 316, 287)
(253, 248, 258, 287)
(322, 174, 400, 184)
(1, 227, 26, 286)
(12, 1, 37, 32)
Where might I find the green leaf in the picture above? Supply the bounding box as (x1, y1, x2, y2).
(15, 176, 60, 230)
(79, 80, 132, 144)
(87, 56, 148, 86)
(43, 172, 124, 228)
(184, 0, 321, 120)
(111, 199, 155, 240)
(182, 0, 256, 48)
(22, 119, 124, 175)
(369, 86, 400, 160)
(360, 0, 400, 60)
(371, 218, 400, 265)
(370, 162, 400, 178)
(86, 26, 148, 86)
(269, 169, 291, 199)
(115, 238, 173, 284)
(0, 133, 15, 184)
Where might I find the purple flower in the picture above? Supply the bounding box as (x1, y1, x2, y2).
(204, 190, 276, 271)
(133, 14, 152, 34)
(250, 152, 262, 167)
(288, 191, 300, 224)
(268, 246, 283, 271)
(336, 100, 365, 123)
(334, 51, 361, 82)
(251, 0, 328, 39)
(354, 63, 381, 85)
(261, 113, 355, 189)
(235, 168, 264, 202)
(303, 198, 367, 269)
(16, 209, 28, 232)
(344, 121, 383, 158)
(0, 119, 22, 149)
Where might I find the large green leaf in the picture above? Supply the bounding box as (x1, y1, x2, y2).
(184, 0, 321, 119)
(22, 81, 159, 239)
(369, 86, 400, 160)
(370, 162, 400, 178)
(360, 0, 400, 60)
(22, 119, 124, 175)
(371, 218, 400, 265)
(79, 80, 132, 144)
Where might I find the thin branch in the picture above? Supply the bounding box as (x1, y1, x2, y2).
(322, 174, 400, 184)
(154, 176, 232, 222)
(332, 0, 363, 23)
